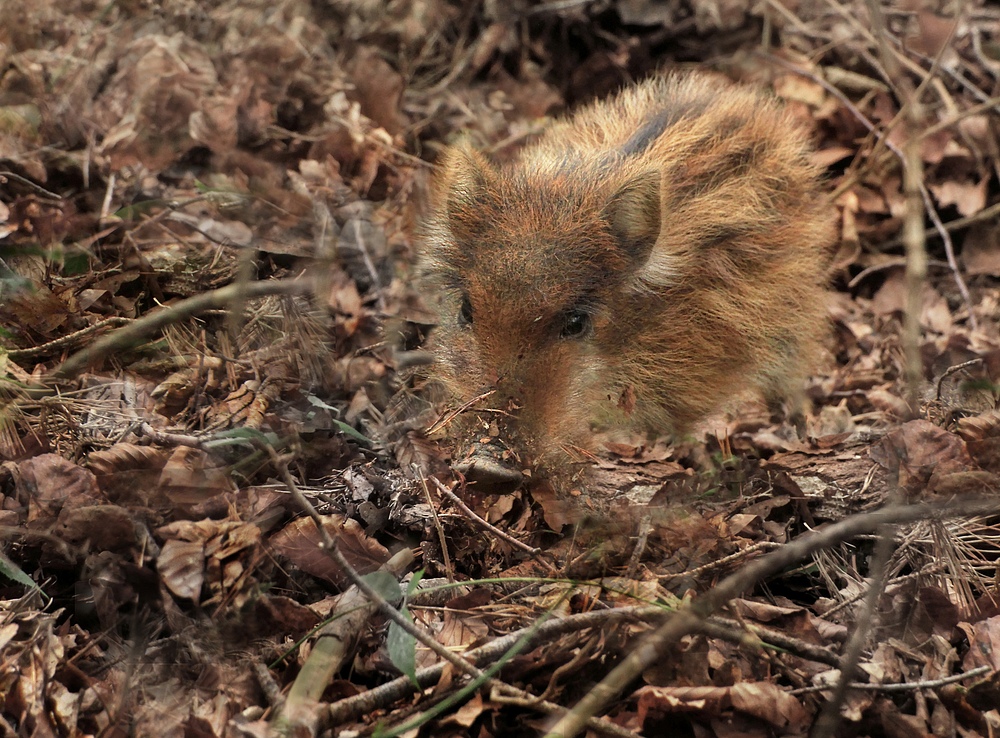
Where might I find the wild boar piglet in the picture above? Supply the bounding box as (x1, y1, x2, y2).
(420, 72, 834, 486)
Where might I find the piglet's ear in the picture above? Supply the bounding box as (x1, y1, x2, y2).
(439, 141, 496, 226)
(604, 171, 662, 263)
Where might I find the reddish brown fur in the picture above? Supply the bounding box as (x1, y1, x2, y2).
(420, 73, 835, 473)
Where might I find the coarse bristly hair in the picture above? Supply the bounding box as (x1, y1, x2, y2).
(419, 72, 836, 473)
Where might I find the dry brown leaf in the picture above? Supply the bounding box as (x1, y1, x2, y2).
(966, 437, 1000, 474)
(343, 46, 406, 136)
(393, 429, 450, 479)
(635, 682, 808, 730)
(730, 682, 810, 731)
(774, 74, 826, 108)
(189, 93, 239, 153)
(269, 515, 390, 588)
(251, 595, 321, 637)
(956, 410, 1000, 443)
(928, 178, 987, 218)
(206, 379, 276, 430)
(811, 400, 857, 436)
(813, 145, 854, 168)
(440, 693, 485, 729)
(961, 222, 1000, 277)
(921, 128, 955, 164)
(157, 538, 206, 601)
(928, 470, 999, 498)
(0, 281, 76, 341)
(19, 454, 102, 522)
(870, 269, 907, 316)
(908, 11, 959, 58)
(873, 699, 932, 738)
(870, 271, 955, 333)
(85, 443, 169, 503)
(157, 446, 235, 504)
(866, 388, 911, 418)
(496, 67, 563, 119)
(528, 479, 581, 533)
(431, 611, 488, 661)
(958, 615, 1000, 671)
(326, 268, 364, 336)
(151, 358, 225, 416)
(191, 216, 254, 247)
(332, 356, 387, 393)
(55, 505, 140, 552)
(921, 287, 953, 334)
(204, 521, 262, 561)
(871, 420, 973, 494)
(96, 34, 218, 169)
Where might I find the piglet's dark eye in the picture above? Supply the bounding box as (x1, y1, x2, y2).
(560, 310, 590, 339)
(458, 294, 473, 327)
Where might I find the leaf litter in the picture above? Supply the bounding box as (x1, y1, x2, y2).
(1, 0, 999, 736)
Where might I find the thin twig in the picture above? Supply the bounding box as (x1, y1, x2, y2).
(426, 389, 497, 435)
(489, 689, 642, 738)
(701, 617, 842, 669)
(663, 541, 783, 581)
(811, 500, 896, 738)
(880, 200, 1000, 251)
(919, 94, 1000, 141)
(0, 170, 62, 199)
(5, 317, 133, 359)
(415, 465, 456, 582)
(432, 476, 547, 559)
(790, 665, 992, 695)
(935, 358, 984, 401)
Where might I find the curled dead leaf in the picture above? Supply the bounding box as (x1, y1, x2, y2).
(270, 515, 390, 589)
(19, 454, 102, 522)
(157, 538, 206, 601)
(635, 682, 809, 731)
(871, 420, 973, 495)
(158, 447, 235, 504)
(85, 444, 169, 504)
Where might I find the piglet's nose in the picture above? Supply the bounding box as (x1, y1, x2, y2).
(454, 442, 524, 491)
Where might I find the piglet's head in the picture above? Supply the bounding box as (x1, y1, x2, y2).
(420, 142, 664, 486)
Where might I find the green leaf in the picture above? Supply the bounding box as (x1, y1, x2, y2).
(62, 251, 91, 276)
(405, 569, 424, 598)
(362, 571, 403, 606)
(0, 550, 41, 593)
(331, 419, 371, 445)
(305, 396, 372, 444)
(386, 608, 418, 687)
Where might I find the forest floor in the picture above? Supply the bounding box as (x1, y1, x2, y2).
(1, 1, 1000, 736)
